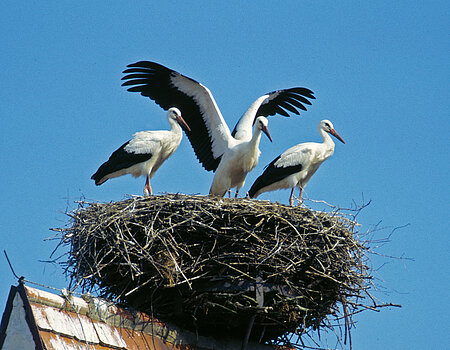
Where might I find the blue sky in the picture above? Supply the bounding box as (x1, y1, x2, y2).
(1, 1, 449, 348)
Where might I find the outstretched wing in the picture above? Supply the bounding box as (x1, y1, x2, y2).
(232, 87, 315, 141)
(122, 61, 232, 171)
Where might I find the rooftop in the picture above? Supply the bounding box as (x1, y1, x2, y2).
(0, 280, 290, 350)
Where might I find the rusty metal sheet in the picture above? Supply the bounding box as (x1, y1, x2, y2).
(116, 327, 170, 350)
(30, 302, 100, 344)
(92, 319, 128, 348)
(39, 331, 111, 350)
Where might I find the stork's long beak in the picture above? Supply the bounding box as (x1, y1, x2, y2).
(262, 125, 273, 142)
(329, 129, 345, 144)
(177, 115, 191, 132)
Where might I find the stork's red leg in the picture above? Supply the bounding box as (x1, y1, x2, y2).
(144, 176, 152, 196)
(298, 187, 304, 203)
(289, 188, 295, 206)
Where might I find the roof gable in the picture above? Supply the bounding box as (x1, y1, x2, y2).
(1, 282, 287, 350)
(0, 287, 35, 350)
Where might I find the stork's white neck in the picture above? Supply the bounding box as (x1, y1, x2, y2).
(318, 127, 336, 159)
(168, 116, 182, 135)
(234, 95, 268, 141)
(249, 124, 263, 147)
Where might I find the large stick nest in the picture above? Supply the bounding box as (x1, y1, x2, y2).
(56, 194, 381, 345)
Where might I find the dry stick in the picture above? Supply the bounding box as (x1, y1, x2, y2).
(157, 235, 193, 289)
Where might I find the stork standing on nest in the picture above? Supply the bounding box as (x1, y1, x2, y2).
(121, 61, 315, 197)
(91, 107, 190, 195)
(248, 120, 345, 205)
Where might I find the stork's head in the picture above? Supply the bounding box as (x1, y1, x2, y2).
(168, 107, 191, 132)
(254, 117, 272, 142)
(320, 120, 345, 144)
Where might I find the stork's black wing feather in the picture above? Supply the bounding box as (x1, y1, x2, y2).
(91, 141, 153, 185)
(122, 61, 221, 171)
(248, 156, 303, 198)
(231, 87, 315, 139)
(256, 87, 315, 119)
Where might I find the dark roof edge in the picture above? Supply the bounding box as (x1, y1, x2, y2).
(16, 281, 45, 350)
(0, 285, 17, 349)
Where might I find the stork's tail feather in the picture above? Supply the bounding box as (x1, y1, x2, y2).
(248, 156, 281, 198)
(248, 177, 263, 198)
(91, 162, 111, 186)
(91, 172, 106, 186)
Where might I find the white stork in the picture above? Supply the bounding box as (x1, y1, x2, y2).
(121, 61, 315, 197)
(91, 107, 190, 195)
(248, 120, 345, 205)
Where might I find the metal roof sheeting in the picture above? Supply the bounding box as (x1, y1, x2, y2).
(25, 285, 180, 349)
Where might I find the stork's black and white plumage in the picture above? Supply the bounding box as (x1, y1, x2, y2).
(248, 120, 345, 205)
(91, 107, 190, 195)
(121, 61, 315, 196)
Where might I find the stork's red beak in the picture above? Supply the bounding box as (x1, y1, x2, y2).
(262, 125, 273, 142)
(177, 115, 191, 132)
(329, 129, 345, 144)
